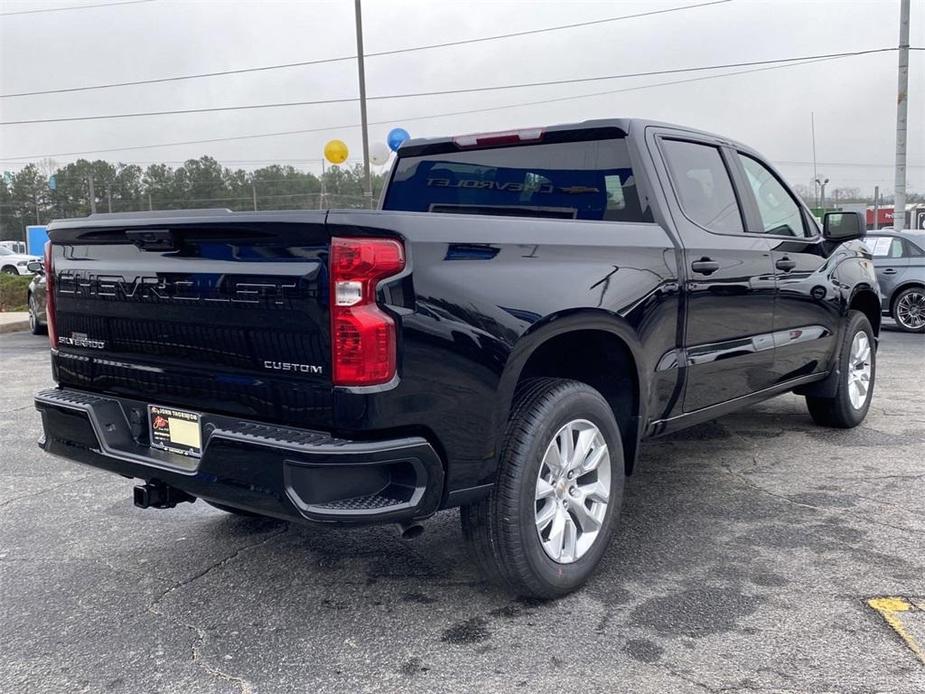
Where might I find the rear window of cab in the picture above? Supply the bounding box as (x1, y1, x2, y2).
(383, 138, 653, 223)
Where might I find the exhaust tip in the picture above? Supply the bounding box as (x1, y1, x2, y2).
(398, 521, 425, 540)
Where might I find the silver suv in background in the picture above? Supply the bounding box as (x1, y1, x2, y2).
(866, 230, 925, 332)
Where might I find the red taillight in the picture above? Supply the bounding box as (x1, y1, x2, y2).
(453, 127, 544, 149)
(330, 237, 404, 386)
(44, 241, 57, 348)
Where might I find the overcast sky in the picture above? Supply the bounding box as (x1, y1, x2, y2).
(1, 0, 923, 195)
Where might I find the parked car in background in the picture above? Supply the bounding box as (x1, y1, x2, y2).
(865, 230, 925, 333)
(0, 245, 40, 275)
(0, 240, 28, 254)
(26, 259, 47, 335)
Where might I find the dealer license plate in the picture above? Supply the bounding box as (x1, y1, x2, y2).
(148, 405, 202, 457)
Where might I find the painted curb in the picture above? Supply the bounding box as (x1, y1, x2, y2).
(0, 319, 30, 335)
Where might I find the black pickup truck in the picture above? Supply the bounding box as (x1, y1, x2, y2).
(34, 119, 879, 598)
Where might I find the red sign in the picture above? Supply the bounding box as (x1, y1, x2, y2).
(866, 207, 894, 226)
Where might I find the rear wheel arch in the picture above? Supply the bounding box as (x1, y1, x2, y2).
(496, 313, 645, 476)
(848, 286, 881, 337)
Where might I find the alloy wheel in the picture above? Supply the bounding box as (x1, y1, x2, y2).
(846, 331, 872, 410)
(896, 291, 925, 331)
(534, 418, 611, 564)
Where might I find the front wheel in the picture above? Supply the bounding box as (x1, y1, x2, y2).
(805, 310, 876, 428)
(892, 287, 925, 333)
(461, 378, 624, 599)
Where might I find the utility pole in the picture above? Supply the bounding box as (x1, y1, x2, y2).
(811, 111, 819, 208)
(148, 193, 153, 211)
(873, 185, 880, 230)
(88, 174, 96, 214)
(816, 177, 829, 211)
(354, 0, 373, 209)
(893, 0, 910, 230)
(106, 184, 112, 213)
(251, 180, 258, 211)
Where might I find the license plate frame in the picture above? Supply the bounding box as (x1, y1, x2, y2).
(148, 405, 203, 458)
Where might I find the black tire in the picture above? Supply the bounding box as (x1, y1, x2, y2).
(28, 294, 46, 336)
(204, 500, 263, 517)
(1, 265, 17, 275)
(806, 310, 876, 428)
(460, 378, 625, 599)
(891, 286, 925, 333)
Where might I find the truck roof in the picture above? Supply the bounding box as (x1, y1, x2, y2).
(399, 118, 751, 156)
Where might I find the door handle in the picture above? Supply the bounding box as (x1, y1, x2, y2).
(775, 257, 797, 272)
(691, 258, 720, 275)
(883, 268, 897, 274)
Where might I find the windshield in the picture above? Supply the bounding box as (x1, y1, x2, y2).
(383, 138, 652, 222)
(0, 246, 13, 256)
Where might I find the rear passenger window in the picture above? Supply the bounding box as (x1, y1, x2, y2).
(738, 154, 806, 237)
(662, 139, 743, 234)
(903, 239, 924, 257)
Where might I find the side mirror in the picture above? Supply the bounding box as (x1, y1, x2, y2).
(823, 211, 866, 242)
(26, 260, 44, 274)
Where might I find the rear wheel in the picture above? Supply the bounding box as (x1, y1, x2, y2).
(460, 378, 624, 598)
(892, 287, 925, 333)
(28, 294, 46, 335)
(806, 310, 875, 428)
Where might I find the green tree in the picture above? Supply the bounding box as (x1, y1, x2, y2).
(142, 163, 176, 209)
(173, 157, 228, 207)
(110, 164, 144, 212)
(9, 164, 45, 228)
(250, 165, 322, 210)
(0, 176, 17, 241)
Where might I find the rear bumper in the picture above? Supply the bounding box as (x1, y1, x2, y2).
(34, 387, 444, 524)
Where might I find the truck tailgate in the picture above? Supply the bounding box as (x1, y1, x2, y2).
(48, 214, 333, 428)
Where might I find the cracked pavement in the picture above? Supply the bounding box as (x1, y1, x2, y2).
(1, 326, 923, 693)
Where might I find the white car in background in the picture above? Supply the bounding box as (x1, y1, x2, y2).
(0, 245, 41, 275)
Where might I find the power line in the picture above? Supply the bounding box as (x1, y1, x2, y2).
(0, 0, 731, 98)
(0, 47, 897, 126)
(0, 96, 357, 125)
(776, 160, 925, 169)
(0, 57, 358, 101)
(0, 0, 156, 17)
(0, 51, 899, 161)
(366, 0, 733, 59)
(375, 46, 898, 102)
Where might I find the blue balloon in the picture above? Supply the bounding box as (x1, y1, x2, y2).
(387, 128, 410, 152)
(48, 175, 57, 191)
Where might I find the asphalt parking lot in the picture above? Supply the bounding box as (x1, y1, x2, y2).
(1, 327, 923, 694)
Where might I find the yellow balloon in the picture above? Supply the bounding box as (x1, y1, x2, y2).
(324, 139, 349, 165)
